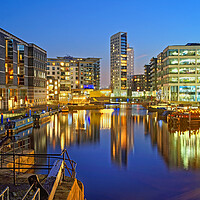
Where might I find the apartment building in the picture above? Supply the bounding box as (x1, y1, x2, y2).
(132, 74, 145, 91)
(0, 28, 46, 110)
(47, 57, 100, 101)
(110, 32, 128, 96)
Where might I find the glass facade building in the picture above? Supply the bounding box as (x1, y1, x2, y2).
(157, 43, 200, 102)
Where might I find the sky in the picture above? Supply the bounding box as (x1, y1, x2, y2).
(1, 0, 200, 88)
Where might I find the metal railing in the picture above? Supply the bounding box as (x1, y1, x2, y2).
(0, 186, 9, 200)
(32, 188, 40, 200)
(0, 148, 77, 185)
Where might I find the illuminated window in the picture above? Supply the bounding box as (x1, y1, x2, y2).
(179, 49, 195, 56)
(180, 58, 195, 65)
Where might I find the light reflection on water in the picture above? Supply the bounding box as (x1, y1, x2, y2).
(32, 105, 200, 199)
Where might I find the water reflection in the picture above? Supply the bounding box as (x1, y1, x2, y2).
(32, 123, 48, 166)
(30, 106, 200, 199)
(46, 111, 101, 149)
(32, 107, 200, 171)
(111, 108, 134, 167)
(144, 113, 200, 170)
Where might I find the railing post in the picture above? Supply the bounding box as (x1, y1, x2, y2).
(72, 164, 76, 179)
(63, 152, 65, 181)
(48, 157, 50, 174)
(13, 138, 16, 185)
(7, 186, 9, 200)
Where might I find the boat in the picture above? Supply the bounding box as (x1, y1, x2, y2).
(61, 106, 69, 112)
(49, 109, 59, 115)
(33, 112, 51, 127)
(5, 116, 33, 135)
(167, 109, 200, 126)
(148, 105, 167, 113)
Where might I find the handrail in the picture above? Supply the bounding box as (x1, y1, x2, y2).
(32, 188, 40, 200)
(0, 148, 77, 183)
(0, 186, 9, 200)
(21, 184, 34, 200)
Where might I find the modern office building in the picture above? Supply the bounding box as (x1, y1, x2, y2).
(157, 43, 200, 102)
(110, 32, 128, 96)
(127, 46, 134, 90)
(132, 74, 145, 91)
(47, 56, 100, 101)
(0, 28, 47, 110)
(144, 64, 151, 91)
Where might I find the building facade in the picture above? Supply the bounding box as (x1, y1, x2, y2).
(127, 46, 134, 90)
(144, 64, 151, 91)
(47, 57, 100, 101)
(0, 28, 47, 110)
(132, 74, 145, 91)
(110, 32, 128, 96)
(150, 57, 157, 91)
(157, 43, 200, 102)
(28, 44, 47, 106)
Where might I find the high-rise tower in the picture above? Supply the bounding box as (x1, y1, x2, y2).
(110, 32, 127, 96)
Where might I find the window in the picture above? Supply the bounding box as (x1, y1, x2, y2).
(169, 77, 178, 83)
(167, 49, 178, 56)
(179, 86, 195, 101)
(197, 86, 200, 101)
(179, 67, 195, 74)
(179, 77, 195, 83)
(52, 67, 55, 70)
(167, 58, 178, 65)
(168, 67, 178, 74)
(179, 49, 195, 56)
(179, 58, 195, 65)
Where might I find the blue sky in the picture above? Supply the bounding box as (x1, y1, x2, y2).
(1, 0, 200, 87)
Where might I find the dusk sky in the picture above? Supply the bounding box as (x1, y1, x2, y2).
(1, 0, 200, 88)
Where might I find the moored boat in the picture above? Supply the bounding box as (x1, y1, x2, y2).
(5, 116, 33, 135)
(167, 109, 200, 125)
(33, 112, 51, 127)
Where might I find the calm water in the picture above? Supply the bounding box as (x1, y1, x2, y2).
(31, 105, 200, 200)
